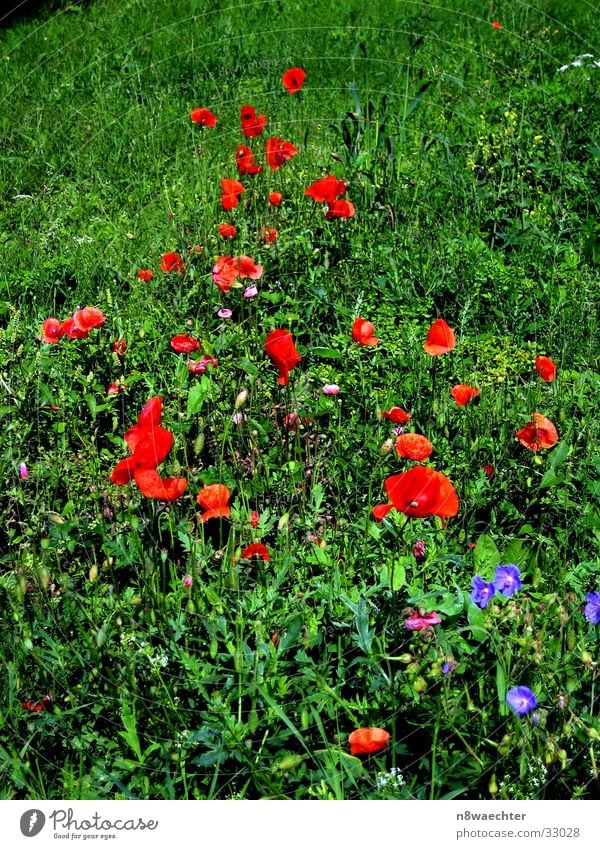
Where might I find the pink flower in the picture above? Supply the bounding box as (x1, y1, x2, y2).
(217, 308, 233, 319)
(243, 284, 258, 298)
(232, 412, 246, 424)
(182, 574, 193, 588)
(18, 462, 29, 479)
(404, 611, 441, 631)
(188, 355, 218, 374)
(412, 540, 426, 559)
(322, 384, 340, 395)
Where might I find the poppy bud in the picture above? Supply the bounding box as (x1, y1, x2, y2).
(380, 438, 394, 455)
(413, 676, 427, 693)
(235, 389, 249, 408)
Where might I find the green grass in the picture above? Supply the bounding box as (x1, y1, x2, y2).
(0, 0, 599, 800)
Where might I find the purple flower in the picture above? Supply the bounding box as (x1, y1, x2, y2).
(470, 575, 495, 608)
(217, 308, 233, 319)
(584, 591, 600, 625)
(243, 284, 258, 299)
(493, 564, 522, 597)
(506, 686, 537, 716)
(322, 384, 340, 396)
(18, 462, 29, 479)
(441, 659, 456, 676)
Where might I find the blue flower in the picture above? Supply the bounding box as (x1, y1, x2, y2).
(584, 591, 600, 625)
(506, 686, 538, 716)
(493, 564, 522, 598)
(470, 575, 495, 608)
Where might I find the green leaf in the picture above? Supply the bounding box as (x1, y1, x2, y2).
(382, 556, 412, 591)
(496, 662, 508, 716)
(539, 472, 566, 489)
(311, 347, 343, 360)
(119, 704, 142, 762)
(501, 538, 527, 566)
(186, 377, 211, 415)
(277, 613, 303, 654)
(355, 595, 374, 654)
(473, 534, 501, 572)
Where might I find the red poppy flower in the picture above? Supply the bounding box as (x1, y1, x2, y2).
(451, 384, 480, 406)
(197, 484, 231, 522)
(110, 398, 183, 496)
(136, 396, 163, 429)
(130, 425, 174, 469)
(41, 317, 65, 344)
(71, 307, 106, 333)
(482, 464, 495, 480)
(235, 144, 262, 176)
(236, 255, 263, 279)
(241, 542, 271, 561)
(325, 199, 355, 219)
(160, 252, 185, 274)
(190, 107, 217, 127)
(112, 338, 126, 356)
(261, 226, 278, 242)
(107, 381, 121, 395)
(265, 329, 302, 386)
(535, 356, 557, 382)
(220, 178, 245, 211)
(265, 137, 298, 172)
(137, 269, 154, 282)
(352, 317, 379, 347)
(282, 67, 306, 93)
(491, 20, 502, 29)
(22, 695, 52, 713)
(212, 255, 240, 294)
(381, 407, 412, 424)
(110, 455, 138, 485)
(218, 222, 237, 239)
(304, 174, 346, 204)
(240, 105, 267, 138)
(516, 413, 558, 452)
(395, 433, 433, 461)
(133, 468, 188, 501)
(372, 503, 394, 521)
(59, 317, 88, 339)
(123, 397, 165, 453)
(268, 191, 283, 206)
(21, 700, 43, 712)
(250, 510, 261, 528)
(423, 318, 456, 356)
(348, 727, 390, 756)
(384, 465, 459, 518)
(170, 333, 201, 354)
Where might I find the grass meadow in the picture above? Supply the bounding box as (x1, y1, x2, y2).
(0, 0, 599, 800)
